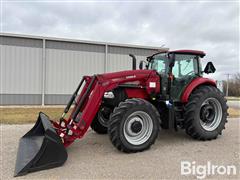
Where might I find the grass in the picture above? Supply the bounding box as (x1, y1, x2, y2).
(226, 96, 240, 101)
(228, 107, 240, 118)
(0, 106, 239, 124)
(0, 107, 65, 124)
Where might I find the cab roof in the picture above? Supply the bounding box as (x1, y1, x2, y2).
(147, 49, 206, 61)
(169, 50, 206, 57)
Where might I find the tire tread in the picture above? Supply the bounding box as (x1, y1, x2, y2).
(108, 98, 160, 153)
(184, 85, 228, 140)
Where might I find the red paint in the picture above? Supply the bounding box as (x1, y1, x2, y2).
(146, 76, 161, 94)
(125, 88, 149, 99)
(54, 70, 160, 147)
(181, 77, 216, 103)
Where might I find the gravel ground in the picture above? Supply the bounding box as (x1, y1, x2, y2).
(1, 118, 239, 179)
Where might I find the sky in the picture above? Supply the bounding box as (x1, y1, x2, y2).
(1, 0, 239, 80)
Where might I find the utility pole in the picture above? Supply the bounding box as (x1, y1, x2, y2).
(225, 74, 231, 97)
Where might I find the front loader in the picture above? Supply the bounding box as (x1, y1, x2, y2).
(15, 50, 228, 176)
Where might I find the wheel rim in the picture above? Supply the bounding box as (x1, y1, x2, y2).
(123, 111, 153, 145)
(199, 97, 222, 131)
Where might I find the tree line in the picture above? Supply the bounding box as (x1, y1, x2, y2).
(223, 73, 240, 97)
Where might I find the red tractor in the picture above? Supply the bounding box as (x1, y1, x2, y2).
(15, 50, 228, 176)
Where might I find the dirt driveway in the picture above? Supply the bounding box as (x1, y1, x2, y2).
(1, 118, 239, 179)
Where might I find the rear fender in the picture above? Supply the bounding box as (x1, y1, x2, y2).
(181, 77, 216, 103)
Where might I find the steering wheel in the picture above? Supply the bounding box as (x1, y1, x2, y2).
(183, 71, 195, 76)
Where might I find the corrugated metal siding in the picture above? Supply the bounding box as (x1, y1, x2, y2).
(46, 40, 105, 52)
(1, 45, 42, 94)
(45, 94, 71, 105)
(107, 46, 157, 72)
(45, 47, 105, 94)
(0, 94, 41, 105)
(1, 35, 160, 105)
(1, 36, 42, 48)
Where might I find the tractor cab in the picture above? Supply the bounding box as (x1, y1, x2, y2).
(144, 50, 215, 101)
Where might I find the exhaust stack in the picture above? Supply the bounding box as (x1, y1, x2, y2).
(129, 54, 137, 70)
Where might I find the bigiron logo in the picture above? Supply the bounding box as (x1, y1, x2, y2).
(180, 161, 237, 179)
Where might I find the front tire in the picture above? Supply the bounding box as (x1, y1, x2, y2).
(184, 85, 228, 140)
(108, 98, 160, 153)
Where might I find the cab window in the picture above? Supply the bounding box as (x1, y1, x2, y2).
(150, 53, 168, 74)
(172, 54, 199, 78)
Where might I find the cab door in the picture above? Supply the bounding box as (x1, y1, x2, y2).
(171, 54, 200, 101)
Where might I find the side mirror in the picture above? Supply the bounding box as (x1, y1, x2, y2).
(204, 62, 216, 74)
(139, 60, 147, 69)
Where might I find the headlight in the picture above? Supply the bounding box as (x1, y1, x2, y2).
(104, 91, 115, 99)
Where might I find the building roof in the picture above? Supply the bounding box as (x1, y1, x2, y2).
(0, 32, 169, 51)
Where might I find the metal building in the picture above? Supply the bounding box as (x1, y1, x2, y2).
(0, 33, 163, 105)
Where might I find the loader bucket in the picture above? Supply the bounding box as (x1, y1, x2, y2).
(14, 112, 68, 177)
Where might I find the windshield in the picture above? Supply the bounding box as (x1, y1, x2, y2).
(149, 53, 199, 77)
(149, 53, 169, 74)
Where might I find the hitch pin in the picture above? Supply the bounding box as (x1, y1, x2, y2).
(59, 113, 67, 127)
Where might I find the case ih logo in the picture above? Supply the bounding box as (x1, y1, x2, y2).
(181, 161, 237, 179)
(126, 75, 136, 79)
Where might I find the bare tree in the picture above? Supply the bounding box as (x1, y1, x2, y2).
(223, 73, 240, 97)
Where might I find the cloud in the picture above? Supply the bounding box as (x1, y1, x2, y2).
(2, 1, 239, 80)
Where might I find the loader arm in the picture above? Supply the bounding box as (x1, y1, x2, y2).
(54, 70, 160, 147)
(14, 70, 160, 176)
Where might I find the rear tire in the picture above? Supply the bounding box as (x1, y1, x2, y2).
(184, 85, 228, 140)
(108, 98, 160, 153)
(91, 107, 112, 134)
(91, 116, 108, 134)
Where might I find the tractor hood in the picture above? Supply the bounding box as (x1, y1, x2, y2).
(97, 70, 156, 81)
(95, 69, 160, 94)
